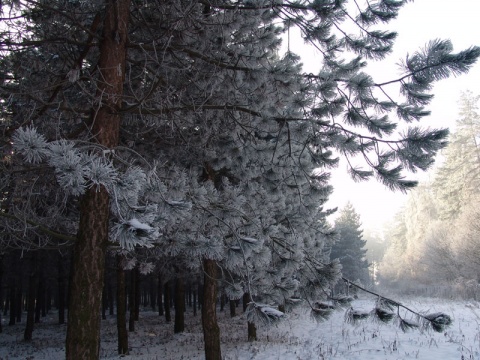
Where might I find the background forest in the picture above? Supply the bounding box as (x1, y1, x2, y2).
(0, 1, 478, 360)
(377, 91, 480, 298)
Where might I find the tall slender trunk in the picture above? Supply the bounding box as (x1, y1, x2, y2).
(174, 275, 185, 333)
(57, 256, 65, 325)
(102, 284, 107, 320)
(65, 1, 130, 358)
(116, 255, 128, 355)
(193, 286, 197, 317)
(129, 269, 136, 332)
(157, 275, 164, 316)
(134, 267, 140, 321)
(243, 292, 257, 341)
(0, 255, 3, 333)
(202, 258, 221, 360)
(8, 283, 15, 325)
(164, 281, 171, 322)
(35, 270, 45, 323)
(229, 299, 236, 318)
(24, 271, 37, 341)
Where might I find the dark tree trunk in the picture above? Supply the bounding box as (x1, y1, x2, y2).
(193, 287, 197, 317)
(3, 289, 8, 316)
(242, 292, 248, 312)
(157, 275, 164, 316)
(0, 256, 2, 333)
(102, 285, 107, 320)
(65, 1, 131, 358)
(116, 255, 128, 355)
(9, 284, 15, 325)
(229, 299, 236, 318)
(202, 258, 221, 360)
(174, 276, 185, 333)
(35, 268, 45, 323)
(15, 284, 22, 323)
(24, 271, 37, 341)
(129, 269, 135, 332)
(44, 285, 50, 315)
(150, 276, 156, 311)
(164, 281, 171, 322)
(108, 282, 114, 316)
(57, 257, 65, 325)
(243, 292, 257, 341)
(220, 293, 225, 312)
(134, 267, 140, 321)
(247, 321, 257, 342)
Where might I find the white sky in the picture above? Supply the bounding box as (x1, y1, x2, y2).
(289, 0, 480, 231)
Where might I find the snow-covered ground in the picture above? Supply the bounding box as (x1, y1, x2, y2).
(1, 296, 480, 359)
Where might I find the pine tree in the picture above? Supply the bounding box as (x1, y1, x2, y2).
(331, 203, 369, 290)
(1, 1, 479, 359)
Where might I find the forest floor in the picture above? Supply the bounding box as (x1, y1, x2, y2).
(1, 295, 480, 359)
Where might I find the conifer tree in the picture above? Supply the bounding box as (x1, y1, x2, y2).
(331, 203, 369, 289)
(1, 1, 479, 359)
(434, 91, 480, 220)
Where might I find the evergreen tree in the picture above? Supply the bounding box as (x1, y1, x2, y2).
(434, 91, 480, 220)
(1, 1, 479, 359)
(331, 203, 369, 289)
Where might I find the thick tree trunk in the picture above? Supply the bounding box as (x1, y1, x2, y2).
(66, 187, 110, 357)
(202, 258, 221, 360)
(65, 1, 130, 358)
(174, 276, 185, 333)
(116, 255, 128, 355)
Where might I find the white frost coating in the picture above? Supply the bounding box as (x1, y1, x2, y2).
(240, 237, 258, 244)
(261, 306, 284, 318)
(127, 218, 153, 232)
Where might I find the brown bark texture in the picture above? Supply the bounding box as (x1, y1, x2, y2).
(65, 1, 131, 359)
(202, 258, 222, 360)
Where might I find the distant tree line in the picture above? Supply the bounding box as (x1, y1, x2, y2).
(379, 91, 480, 299)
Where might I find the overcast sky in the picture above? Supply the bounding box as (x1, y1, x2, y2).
(289, 0, 480, 232)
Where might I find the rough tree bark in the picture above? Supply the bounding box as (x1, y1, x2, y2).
(65, 1, 131, 358)
(202, 258, 221, 360)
